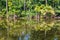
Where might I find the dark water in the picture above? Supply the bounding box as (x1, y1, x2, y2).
(17, 30, 60, 40)
(0, 20, 60, 40)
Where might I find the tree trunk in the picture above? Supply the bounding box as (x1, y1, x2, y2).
(45, 0, 47, 6)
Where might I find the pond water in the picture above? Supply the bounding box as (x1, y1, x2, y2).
(0, 19, 60, 40)
(9, 30, 60, 40)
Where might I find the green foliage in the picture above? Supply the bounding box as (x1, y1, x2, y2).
(0, 0, 60, 40)
(34, 5, 55, 15)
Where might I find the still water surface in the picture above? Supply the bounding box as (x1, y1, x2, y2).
(0, 20, 60, 40)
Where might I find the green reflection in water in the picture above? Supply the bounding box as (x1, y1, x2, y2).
(0, 19, 60, 40)
(30, 24, 60, 40)
(29, 19, 60, 40)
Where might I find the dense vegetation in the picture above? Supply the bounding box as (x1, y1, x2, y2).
(0, 0, 60, 40)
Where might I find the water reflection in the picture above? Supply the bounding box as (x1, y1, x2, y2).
(54, 37, 58, 40)
(18, 34, 30, 40)
(30, 29, 60, 40)
(0, 19, 60, 40)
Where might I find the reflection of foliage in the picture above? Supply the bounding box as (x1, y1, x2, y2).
(30, 30, 55, 40)
(0, 29, 7, 40)
(30, 19, 55, 31)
